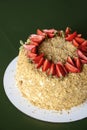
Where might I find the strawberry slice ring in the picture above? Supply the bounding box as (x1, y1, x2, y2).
(22, 27, 87, 78)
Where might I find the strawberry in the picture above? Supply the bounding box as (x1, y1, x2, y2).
(42, 59, 51, 71)
(65, 27, 71, 35)
(77, 34, 82, 37)
(57, 61, 68, 74)
(77, 49, 87, 61)
(75, 37, 85, 44)
(47, 33, 55, 38)
(30, 41, 39, 46)
(31, 47, 37, 53)
(74, 57, 82, 72)
(43, 29, 56, 38)
(47, 63, 56, 75)
(72, 39, 79, 47)
(56, 64, 66, 77)
(79, 41, 87, 52)
(23, 44, 36, 50)
(81, 40, 87, 47)
(67, 56, 75, 66)
(43, 29, 56, 34)
(34, 53, 44, 63)
(27, 52, 37, 59)
(65, 32, 77, 41)
(80, 46, 87, 52)
(65, 62, 79, 73)
(36, 57, 44, 68)
(30, 34, 45, 43)
(37, 29, 46, 36)
(81, 59, 87, 64)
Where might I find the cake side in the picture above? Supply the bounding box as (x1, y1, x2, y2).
(16, 48, 87, 110)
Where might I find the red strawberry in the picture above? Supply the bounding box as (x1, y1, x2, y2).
(82, 51, 87, 56)
(81, 40, 87, 47)
(57, 61, 68, 74)
(36, 57, 44, 68)
(77, 34, 82, 37)
(23, 44, 36, 50)
(80, 46, 87, 52)
(37, 29, 46, 36)
(34, 54, 44, 63)
(42, 59, 51, 71)
(30, 34, 45, 43)
(47, 63, 56, 75)
(47, 33, 55, 38)
(43, 29, 56, 34)
(81, 59, 87, 64)
(75, 37, 85, 44)
(74, 57, 82, 72)
(56, 64, 66, 77)
(27, 52, 37, 59)
(65, 32, 77, 41)
(30, 41, 39, 46)
(67, 56, 75, 66)
(31, 47, 37, 53)
(65, 27, 71, 35)
(72, 39, 79, 47)
(65, 62, 79, 73)
(79, 41, 87, 52)
(43, 29, 56, 38)
(77, 49, 87, 61)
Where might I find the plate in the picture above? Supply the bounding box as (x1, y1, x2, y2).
(3, 57, 87, 123)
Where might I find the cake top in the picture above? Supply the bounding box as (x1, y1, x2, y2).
(20, 27, 87, 78)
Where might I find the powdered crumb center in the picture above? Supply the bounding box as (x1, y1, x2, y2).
(38, 36, 77, 63)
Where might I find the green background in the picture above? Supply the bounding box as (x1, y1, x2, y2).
(0, 0, 87, 129)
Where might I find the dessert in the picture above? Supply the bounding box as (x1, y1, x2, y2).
(15, 27, 87, 110)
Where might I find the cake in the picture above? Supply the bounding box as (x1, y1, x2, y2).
(15, 27, 87, 110)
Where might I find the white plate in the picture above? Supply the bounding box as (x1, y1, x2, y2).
(3, 57, 87, 123)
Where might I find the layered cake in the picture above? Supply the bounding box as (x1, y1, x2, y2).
(15, 27, 87, 110)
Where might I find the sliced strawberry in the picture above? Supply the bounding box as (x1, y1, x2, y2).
(31, 47, 37, 53)
(43, 29, 56, 34)
(65, 32, 77, 41)
(79, 41, 87, 52)
(81, 59, 87, 64)
(57, 61, 68, 74)
(82, 51, 87, 56)
(30, 34, 45, 43)
(42, 59, 51, 71)
(30, 41, 39, 46)
(56, 64, 66, 77)
(43, 29, 56, 38)
(77, 34, 82, 37)
(74, 57, 82, 72)
(77, 49, 87, 61)
(81, 40, 87, 47)
(23, 44, 36, 50)
(34, 53, 44, 63)
(47, 33, 55, 38)
(72, 39, 79, 47)
(27, 52, 37, 59)
(67, 56, 75, 66)
(47, 63, 56, 76)
(37, 29, 46, 36)
(65, 62, 79, 73)
(75, 37, 85, 44)
(80, 46, 87, 52)
(36, 57, 44, 68)
(65, 27, 71, 35)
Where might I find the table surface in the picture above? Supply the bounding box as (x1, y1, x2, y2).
(0, 0, 87, 129)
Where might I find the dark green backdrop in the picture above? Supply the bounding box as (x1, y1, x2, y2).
(0, 0, 87, 129)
